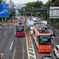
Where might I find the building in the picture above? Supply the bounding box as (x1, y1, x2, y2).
(0, 0, 6, 3)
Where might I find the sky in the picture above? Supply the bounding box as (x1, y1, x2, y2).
(6, 0, 48, 4)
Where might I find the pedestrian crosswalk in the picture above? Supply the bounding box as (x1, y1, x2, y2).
(7, 23, 18, 26)
(0, 26, 15, 29)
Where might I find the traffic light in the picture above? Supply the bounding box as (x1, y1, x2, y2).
(52, 0, 55, 2)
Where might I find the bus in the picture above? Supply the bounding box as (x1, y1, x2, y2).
(16, 23, 25, 37)
(33, 25, 51, 53)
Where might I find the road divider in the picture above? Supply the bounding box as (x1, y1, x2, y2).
(25, 31, 36, 59)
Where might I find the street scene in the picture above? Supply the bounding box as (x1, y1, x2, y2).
(0, 0, 59, 59)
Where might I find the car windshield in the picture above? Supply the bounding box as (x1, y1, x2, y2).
(43, 56, 53, 59)
(38, 36, 51, 45)
(16, 26, 24, 32)
(44, 57, 52, 59)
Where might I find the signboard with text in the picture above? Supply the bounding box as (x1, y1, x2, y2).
(39, 10, 47, 14)
(49, 7, 59, 19)
(0, 4, 9, 18)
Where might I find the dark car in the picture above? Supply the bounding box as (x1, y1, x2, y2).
(48, 29, 55, 36)
(48, 29, 55, 39)
(42, 56, 53, 59)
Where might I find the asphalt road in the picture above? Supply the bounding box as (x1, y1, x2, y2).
(31, 25, 59, 59)
(10, 37, 28, 59)
(0, 17, 28, 59)
(0, 25, 15, 59)
(0, 16, 59, 59)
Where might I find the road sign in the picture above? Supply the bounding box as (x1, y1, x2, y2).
(50, 7, 59, 19)
(0, 4, 9, 18)
(40, 10, 47, 14)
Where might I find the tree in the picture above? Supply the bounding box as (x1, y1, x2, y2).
(44, 0, 51, 8)
(26, 1, 44, 8)
(52, 0, 59, 6)
(52, 0, 55, 2)
(9, 10, 15, 18)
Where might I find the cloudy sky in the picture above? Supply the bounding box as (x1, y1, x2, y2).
(6, 0, 48, 4)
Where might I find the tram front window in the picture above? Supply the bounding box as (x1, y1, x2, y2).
(38, 36, 51, 45)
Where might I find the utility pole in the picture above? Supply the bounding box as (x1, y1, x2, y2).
(37, 0, 39, 16)
(0, 0, 2, 3)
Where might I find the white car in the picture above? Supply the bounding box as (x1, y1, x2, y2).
(54, 45, 59, 58)
(30, 30, 33, 35)
(29, 27, 33, 35)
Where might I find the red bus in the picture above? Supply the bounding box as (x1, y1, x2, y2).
(33, 25, 51, 53)
(16, 23, 25, 37)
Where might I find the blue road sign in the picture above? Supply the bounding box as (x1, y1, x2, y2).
(0, 4, 9, 18)
(40, 10, 47, 14)
(0, 4, 9, 8)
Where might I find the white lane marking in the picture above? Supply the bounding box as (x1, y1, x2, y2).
(29, 55, 35, 57)
(29, 50, 34, 53)
(28, 48, 33, 50)
(4, 31, 7, 35)
(22, 40, 25, 59)
(14, 31, 16, 35)
(9, 42, 13, 50)
(13, 48, 16, 59)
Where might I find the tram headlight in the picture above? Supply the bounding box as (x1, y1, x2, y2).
(49, 47, 50, 49)
(40, 47, 41, 49)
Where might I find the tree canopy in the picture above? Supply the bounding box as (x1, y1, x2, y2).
(26, 1, 44, 8)
(52, 0, 59, 6)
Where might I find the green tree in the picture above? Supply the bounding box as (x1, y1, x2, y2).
(9, 10, 15, 18)
(26, 1, 44, 8)
(52, 0, 59, 6)
(44, 0, 51, 8)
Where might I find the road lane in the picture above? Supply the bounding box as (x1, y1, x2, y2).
(31, 24, 59, 59)
(11, 37, 28, 59)
(0, 26, 8, 39)
(0, 17, 27, 59)
(0, 25, 16, 59)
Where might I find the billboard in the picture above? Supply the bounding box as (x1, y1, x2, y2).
(40, 10, 47, 14)
(49, 7, 59, 19)
(0, 4, 9, 18)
